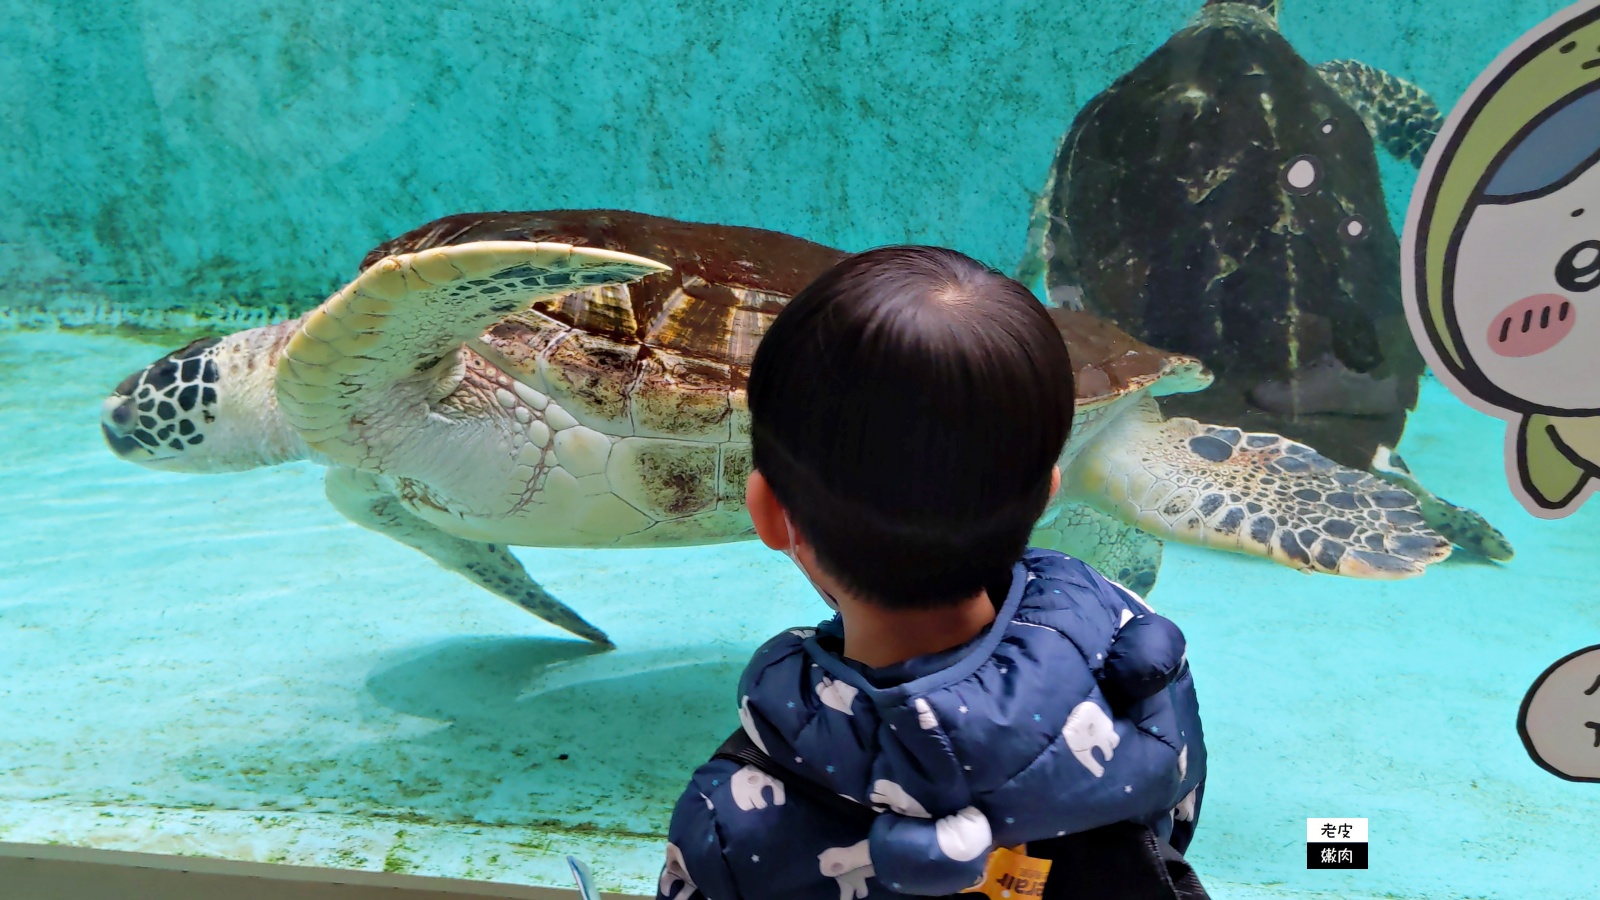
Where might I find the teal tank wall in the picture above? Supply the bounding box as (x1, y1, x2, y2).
(0, 0, 1571, 324)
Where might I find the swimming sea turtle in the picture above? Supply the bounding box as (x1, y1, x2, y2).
(101, 210, 1450, 646)
(1018, 0, 1512, 560)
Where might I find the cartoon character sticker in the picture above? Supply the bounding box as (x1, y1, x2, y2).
(1404, 0, 1600, 518)
(1518, 644, 1600, 782)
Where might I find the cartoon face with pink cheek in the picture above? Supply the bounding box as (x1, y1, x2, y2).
(1406, 1, 1600, 518)
(1452, 143, 1600, 410)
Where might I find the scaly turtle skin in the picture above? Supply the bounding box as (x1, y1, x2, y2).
(102, 210, 1450, 646)
(1019, 0, 1512, 561)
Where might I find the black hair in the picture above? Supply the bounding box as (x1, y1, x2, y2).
(748, 245, 1076, 609)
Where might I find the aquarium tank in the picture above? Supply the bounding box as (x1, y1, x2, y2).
(2, 0, 1597, 898)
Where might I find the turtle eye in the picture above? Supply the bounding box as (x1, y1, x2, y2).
(170, 336, 223, 360)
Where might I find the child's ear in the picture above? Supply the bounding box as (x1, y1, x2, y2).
(746, 469, 793, 551)
(1050, 465, 1061, 500)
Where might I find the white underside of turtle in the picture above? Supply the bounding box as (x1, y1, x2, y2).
(102, 238, 1452, 647)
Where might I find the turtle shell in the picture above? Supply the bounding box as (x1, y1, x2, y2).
(362, 209, 1208, 443)
(1049, 307, 1210, 409)
(1041, 2, 1424, 468)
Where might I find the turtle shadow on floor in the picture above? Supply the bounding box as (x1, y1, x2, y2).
(362, 635, 608, 724)
(172, 636, 747, 832)
(1436, 548, 1509, 570)
(362, 635, 747, 727)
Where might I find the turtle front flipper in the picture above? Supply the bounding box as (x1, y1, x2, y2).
(1031, 500, 1164, 596)
(1015, 137, 1065, 296)
(275, 240, 668, 464)
(1369, 446, 1514, 561)
(1017, 127, 1092, 309)
(325, 467, 614, 647)
(1315, 60, 1443, 168)
(1015, 185, 1055, 296)
(1066, 396, 1451, 578)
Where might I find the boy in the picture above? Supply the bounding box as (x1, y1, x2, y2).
(658, 247, 1205, 900)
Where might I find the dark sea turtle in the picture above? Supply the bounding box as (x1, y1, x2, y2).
(99, 210, 1452, 646)
(1018, 0, 1511, 560)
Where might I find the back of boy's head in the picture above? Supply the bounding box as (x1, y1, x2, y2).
(749, 245, 1076, 610)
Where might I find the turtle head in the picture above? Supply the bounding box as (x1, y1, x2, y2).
(101, 321, 312, 473)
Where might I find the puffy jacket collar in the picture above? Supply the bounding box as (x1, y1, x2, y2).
(804, 559, 1028, 699)
(736, 552, 1130, 808)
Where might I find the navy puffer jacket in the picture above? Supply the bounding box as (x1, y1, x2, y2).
(659, 549, 1205, 900)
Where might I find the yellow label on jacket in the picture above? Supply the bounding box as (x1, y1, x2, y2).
(961, 845, 1052, 900)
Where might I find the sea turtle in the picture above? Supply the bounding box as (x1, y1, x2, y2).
(1018, 0, 1512, 560)
(101, 210, 1450, 647)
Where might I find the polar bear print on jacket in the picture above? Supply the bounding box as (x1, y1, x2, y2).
(731, 765, 787, 811)
(868, 779, 929, 817)
(739, 695, 770, 754)
(1064, 700, 1119, 777)
(660, 842, 697, 900)
(819, 839, 874, 900)
(816, 676, 860, 715)
(1175, 787, 1199, 822)
(934, 806, 993, 862)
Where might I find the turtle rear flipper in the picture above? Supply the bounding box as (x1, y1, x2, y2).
(325, 468, 614, 646)
(1032, 501, 1165, 596)
(275, 240, 668, 464)
(1369, 446, 1514, 561)
(1316, 59, 1443, 168)
(1067, 396, 1451, 578)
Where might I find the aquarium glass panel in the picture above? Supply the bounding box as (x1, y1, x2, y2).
(2, 2, 1596, 898)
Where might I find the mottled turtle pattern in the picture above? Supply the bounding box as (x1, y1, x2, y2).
(1021, 0, 1511, 561)
(103, 210, 1451, 646)
(340, 212, 851, 553)
(1044, 307, 1447, 583)
(1074, 411, 1446, 574)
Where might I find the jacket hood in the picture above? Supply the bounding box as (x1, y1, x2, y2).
(733, 551, 1202, 893)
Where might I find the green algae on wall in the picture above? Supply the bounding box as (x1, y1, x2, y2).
(0, 0, 1575, 328)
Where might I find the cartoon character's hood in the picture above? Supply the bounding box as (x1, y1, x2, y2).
(734, 550, 1204, 894)
(1482, 86, 1600, 200)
